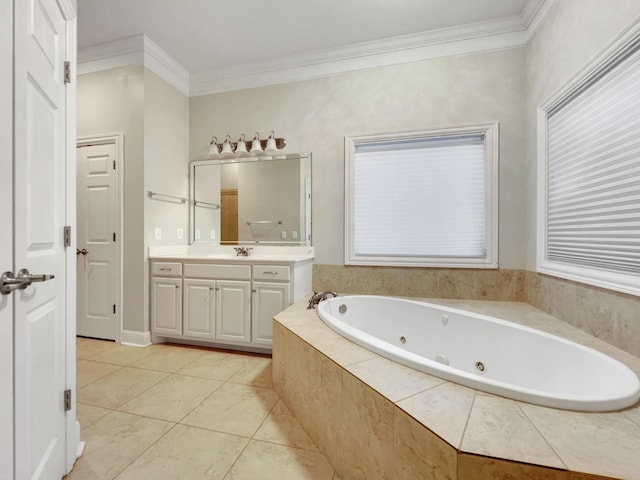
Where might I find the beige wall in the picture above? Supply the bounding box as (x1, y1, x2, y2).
(189, 47, 528, 268)
(77, 66, 146, 333)
(78, 66, 190, 334)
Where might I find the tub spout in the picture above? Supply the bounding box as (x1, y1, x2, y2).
(307, 291, 338, 309)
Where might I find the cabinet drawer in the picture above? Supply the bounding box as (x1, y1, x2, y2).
(151, 262, 182, 276)
(184, 263, 251, 280)
(252, 265, 290, 281)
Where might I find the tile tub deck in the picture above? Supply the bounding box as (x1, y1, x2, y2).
(273, 297, 640, 480)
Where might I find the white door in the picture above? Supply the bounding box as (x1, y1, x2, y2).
(13, 0, 69, 477)
(216, 280, 251, 343)
(183, 278, 217, 340)
(0, 0, 14, 477)
(76, 140, 118, 340)
(252, 282, 289, 346)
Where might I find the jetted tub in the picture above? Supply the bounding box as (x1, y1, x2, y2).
(317, 295, 640, 412)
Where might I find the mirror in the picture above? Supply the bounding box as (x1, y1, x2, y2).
(190, 153, 312, 245)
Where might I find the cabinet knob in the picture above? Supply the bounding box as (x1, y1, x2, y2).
(175, 285, 179, 289)
(252, 289, 257, 293)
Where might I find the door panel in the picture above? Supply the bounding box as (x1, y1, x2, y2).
(216, 280, 251, 343)
(77, 142, 117, 340)
(183, 279, 216, 340)
(151, 277, 182, 336)
(252, 282, 289, 346)
(13, 0, 68, 478)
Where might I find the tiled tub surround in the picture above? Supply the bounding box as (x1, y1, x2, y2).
(312, 265, 640, 358)
(273, 298, 640, 480)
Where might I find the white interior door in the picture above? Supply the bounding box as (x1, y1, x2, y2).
(77, 140, 118, 340)
(13, 0, 69, 477)
(0, 0, 14, 477)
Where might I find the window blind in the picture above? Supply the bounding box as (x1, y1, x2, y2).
(353, 135, 486, 257)
(546, 46, 640, 276)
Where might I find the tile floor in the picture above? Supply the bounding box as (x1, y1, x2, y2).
(68, 337, 338, 480)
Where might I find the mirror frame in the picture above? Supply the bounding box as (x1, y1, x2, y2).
(189, 153, 312, 246)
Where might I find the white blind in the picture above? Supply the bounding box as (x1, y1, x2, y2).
(546, 46, 640, 276)
(353, 135, 486, 257)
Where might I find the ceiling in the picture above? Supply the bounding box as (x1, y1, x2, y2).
(77, 0, 537, 78)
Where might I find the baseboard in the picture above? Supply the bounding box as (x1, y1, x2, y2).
(120, 330, 152, 347)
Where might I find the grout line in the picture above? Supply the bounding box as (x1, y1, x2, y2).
(109, 422, 180, 480)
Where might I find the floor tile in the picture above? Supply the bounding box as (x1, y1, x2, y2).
(228, 356, 273, 388)
(64, 410, 173, 480)
(115, 424, 248, 480)
(90, 344, 154, 366)
(181, 382, 279, 437)
(75, 403, 111, 428)
(119, 374, 223, 422)
(77, 359, 122, 387)
(225, 440, 334, 480)
(76, 338, 118, 359)
(77, 367, 169, 409)
(254, 400, 319, 452)
(178, 350, 254, 381)
(130, 345, 207, 373)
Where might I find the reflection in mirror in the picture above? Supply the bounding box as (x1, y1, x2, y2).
(190, 153, 312, 246)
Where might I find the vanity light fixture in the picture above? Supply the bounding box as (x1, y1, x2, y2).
(265, 130, 278, 153)
(221, 135, 234, 156)
(236, 133, 249, 156)
(208, 136, 220, 156)
(207, 131, 287, 158)
(250, 132, 263, 154)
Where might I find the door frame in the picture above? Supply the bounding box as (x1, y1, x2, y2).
(0, 0, 14, 477)
(77, 133, 124, 344)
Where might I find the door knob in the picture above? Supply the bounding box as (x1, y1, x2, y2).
(0, 271, 31, 294)
(16, 268, 55, 287)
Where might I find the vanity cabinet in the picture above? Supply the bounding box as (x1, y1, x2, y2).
(150, 262, 183, 336)
(149, 256, 312, 352)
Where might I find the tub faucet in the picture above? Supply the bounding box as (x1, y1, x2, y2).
(307, 291, 338, 309)
(233, 247, 253, 257)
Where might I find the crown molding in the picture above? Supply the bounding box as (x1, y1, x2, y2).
(78, 0, 556, 97)
(77, 35, 190, 96)
(523, 0, 558, 41)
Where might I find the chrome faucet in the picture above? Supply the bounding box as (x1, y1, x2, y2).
(233, 247, 253, 257)
(307, 290, 338, 309)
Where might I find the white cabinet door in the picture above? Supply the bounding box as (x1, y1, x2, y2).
(183, 278, 216, 340)
(151, 277, 182, 336)
(216, 280, 251, 343)
(252, 282, 290, 346)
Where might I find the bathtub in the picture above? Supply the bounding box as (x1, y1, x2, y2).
(317, 295, 640, 412)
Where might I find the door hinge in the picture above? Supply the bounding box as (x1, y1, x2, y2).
(64, 61, 71, 84)
(64, 389, 72, 411)
(63, 226, 71, 247)
(113, 304, 116, 314)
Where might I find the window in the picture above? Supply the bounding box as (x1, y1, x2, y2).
(344, 123, 499, 267)
(537, 29, 640, 295)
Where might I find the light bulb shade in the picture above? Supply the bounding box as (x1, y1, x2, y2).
(236, 133, 248, 156)
(250, 132, 263, 154)
(221, 135, 234, 155)
(265, 131, 277, 153)
(208, 136, 220, 156)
